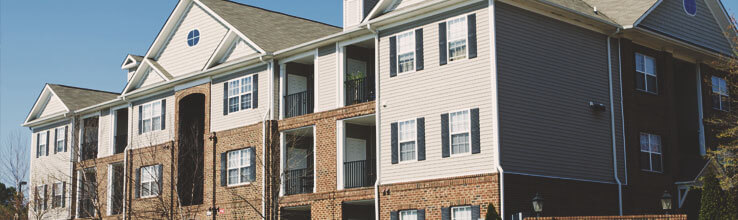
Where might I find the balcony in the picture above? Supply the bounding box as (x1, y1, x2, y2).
(282, 127, 314, 196)
(284, 91, 313, 118)
(285, 168, 314, 195)
(342, 41, 375, 106)
(341, 115, 376, 189)
(80, 142, 98, 161)
(81, 116, 99, 161)
(343, 160, 375, 188)
(114, 135, 127, 155)
(344, 76, 374, 105)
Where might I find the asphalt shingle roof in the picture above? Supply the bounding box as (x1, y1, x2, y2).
(198, 0, 342, 53)
(580, 0, 659, 26)
(48, 84, 119, 111)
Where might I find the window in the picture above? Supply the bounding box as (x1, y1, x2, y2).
(38, 132, 47, 157)
(35, 185, 45, 211)
(398, 119, 416, 162)
(449, 110, 471, 155)
(52, 182, 62, 208)
(635, 53, 657, 93)
(55, 127, 65, 153)
(141, 101, 162, 133)
(227, 148, 253, 186)
(228, 75, 255, 113)
(712, 76, 730, 111)
(140, 165, 160, 198)
(452, 206, 472, 220)
(640, 133, 663, 172)
(399, 210, 418, 220)
(396, 31, 415, 73)
(447, 16, 468, 62)
(683, 0, 697, 16)
(187, 29, 200, 47)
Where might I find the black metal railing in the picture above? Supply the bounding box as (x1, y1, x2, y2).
(285, 168, 313, 195)
(284, 91, 313, 118)
(114, 135, 127, 154)
(344, 77, 374, 105)
(343, 160, 375, 188)
(81, 142, 98, 161)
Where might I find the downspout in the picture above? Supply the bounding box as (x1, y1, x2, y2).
(607, 27, 623, 216)
(368, 23, 381, 220)
(488, 0, 504, 218)
(259, 57, 272, 219)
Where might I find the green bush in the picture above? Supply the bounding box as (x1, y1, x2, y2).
(699, 173, 738, 219)
(485, 203, 501, 220)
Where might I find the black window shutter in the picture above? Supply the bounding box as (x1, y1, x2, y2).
(471, 108, 481, 154)
(441, 113, 450, 158)
(441, 207, 450, 220)
(416, 117, 425, 161)
(389, 36, 397, 77)
(439, 22, 447, 65)
(249, 148, 256, 181)
(223, 82, 229, 115)
(468, 13, 477, 59)
(54, 129, 58, 154)
(157, 164, 163, 193)
(61, 182, 66, 207)
(64, 126, 68, 152)
(220, 152, 228, 186)
(160, 99, 166, 130)
(45, 130, 49, 156)
(390, 211, 398, 220)
(418, 209, 426, 219)
(43, 185, 47, 210)
(134, 168, 140, 198)
(253, 74, 259, 108)
(391, 122, 398, 164)
(415, 28, 424, 71)
(138, 106, 143, 135)
(51, 184, 55, 208)
(471, 205, 480, 219)
(36, 133, 39, 158)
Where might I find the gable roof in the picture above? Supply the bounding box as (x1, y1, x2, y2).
(47, 84, 120, 111)
(198, 0, 342, 53)
(580, 0, 659, 27)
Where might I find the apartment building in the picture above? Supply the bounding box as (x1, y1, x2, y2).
(21, 0, 735, 219)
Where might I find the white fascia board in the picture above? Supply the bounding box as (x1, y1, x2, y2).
(23, 85, 71, 126)
(631, 0, 663, 28)
(143, 0, 194, 59)
(203, 30, 239, 70)
(193, 0, 267, 54)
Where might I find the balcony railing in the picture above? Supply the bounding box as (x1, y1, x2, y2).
(114, 135, 127, 154)
(285, 168, 313, 195)
(284, 91, 313, 118)
(81, 142, 98, 161)
(344, 77, 374, 105)
(343, 159, 375, 189)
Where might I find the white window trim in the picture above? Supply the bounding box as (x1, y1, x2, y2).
(399, 209, 418, 220)
(38, 132, 47, 157)
(635, 53, 657, 94)
(226, 148, 253, 186)
(139, 165, 160, 198)
(140, 100, 162, 134)
(187, 29, 200, 47)
(446, 14, 469, 64)
(227, 75, 255, 114)
(683, 0, 697, 17)
(640, 132, 663, 173)
(448, 109, 472, 157)
(451, 206, 472, 220)
(711, 76, 730, 111)
(397, 118, 417, 163)
(395, 30, 416, 75)
(56, 127, 65, 153)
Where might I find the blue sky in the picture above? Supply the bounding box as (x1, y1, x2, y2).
(0, 1, 737, 186)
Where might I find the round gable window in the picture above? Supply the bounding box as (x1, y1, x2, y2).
(683, 0, 697, 16)
(187, 29, 200, 47)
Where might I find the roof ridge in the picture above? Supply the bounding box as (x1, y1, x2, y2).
(578, 0, 615, 22)
(49, 83, 121, 95)
(211, 0, 342, 29)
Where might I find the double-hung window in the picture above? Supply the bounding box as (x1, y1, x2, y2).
(55, 127, 65, 153)
(712, 76, 730, 111)
(38, 132, 47, 157)
(449, 110, 471, 155)
(52, 182, 62, 208)
(640, 133, 662, 172)
(398, 119, 416, 162)
(635, 53, 657, 93)
(227, 148, 252, 185)
(447, 16, 468, 62)
(140, 165, 160, 198)
(399, 210, 418, 220)
(227, 75, 254, 113)
(396, 31, 415, 74)
(452, 206, 472, 220)
(36, 185, 45, 211)
(141, 101, 162, 133)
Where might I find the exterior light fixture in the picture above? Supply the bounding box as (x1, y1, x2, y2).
(661, 190, 672, 214)
(532, 193, 544, 217)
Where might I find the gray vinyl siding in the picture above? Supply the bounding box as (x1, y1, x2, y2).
(210, 65, 270, 132)
(379, 2, 495, 184)
(38, 95, 67, 118)
(638, 0, 732, 55)
(496, 3, 620, 183)
(316, 45, 338, 112)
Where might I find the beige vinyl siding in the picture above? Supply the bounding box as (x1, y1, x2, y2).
(210, 66, 270, 132)
(39, 95, 67, 118)
(379, 3, 495, 184)
(131, 95, 175, 148)
(29, 123, 73, 219)
(224, 40, 258, 63)
(156, 3, 229, 77)
(138, 69, 165, 89)
(97, 110, 113, 158)
(316, 45, 338, 112)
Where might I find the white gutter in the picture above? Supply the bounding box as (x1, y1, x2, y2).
(371, 29, 381, 220)
(488, 0, 505, 218)
(617, 38, 629, 185)
(260, 58, 273, 219)
(607, 28, 623, 216)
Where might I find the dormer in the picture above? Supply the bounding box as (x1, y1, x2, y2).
(121, 54, 143, 82)
(343, 0, 379, 29)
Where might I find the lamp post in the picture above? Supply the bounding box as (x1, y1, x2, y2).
(532, 193, 544, 217)
(660, 190, 672, 214)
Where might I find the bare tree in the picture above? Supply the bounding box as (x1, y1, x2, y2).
(1, 130, 29, 219)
